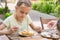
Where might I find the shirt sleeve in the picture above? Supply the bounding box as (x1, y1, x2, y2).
(27, 15, 32, 24)
(3, 17, 10, 28)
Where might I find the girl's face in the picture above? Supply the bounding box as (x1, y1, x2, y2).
(15, 4, 31, 19)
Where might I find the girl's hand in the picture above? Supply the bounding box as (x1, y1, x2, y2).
(47, 20, 57, 29)
(8, 26, 18, 34)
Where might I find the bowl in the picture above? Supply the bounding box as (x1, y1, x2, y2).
(19, 30, 34, 37)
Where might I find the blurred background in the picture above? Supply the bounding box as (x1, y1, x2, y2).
(0, 0, 60, 30)
(0, 0, 60, 20)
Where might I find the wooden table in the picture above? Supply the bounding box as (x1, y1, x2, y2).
(7, 34, 52, 40)
(20, 36, 52, 40)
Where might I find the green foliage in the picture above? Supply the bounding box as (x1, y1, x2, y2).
(0, 8, 5, 14)
(54, 5, 60, 13)
(0, 7, 10, 14)
(32, 0, 60, 17)
(32, 2, 52, 14)
(5, 12, 12, 18)
(40, 3, 52, 14)
(5, 6, 10, 13)
(54, 13, 60, 17)
(32, 3, 38, 10)
(51, 4, 56, 13)
(54, 5, 60, 17)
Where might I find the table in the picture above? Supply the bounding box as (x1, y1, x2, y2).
(7, 33, 52, 40)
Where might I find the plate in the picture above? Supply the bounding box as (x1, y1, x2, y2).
(40, 29, 60, 39)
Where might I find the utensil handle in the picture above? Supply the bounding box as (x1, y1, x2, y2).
(40, 17, 44, 30)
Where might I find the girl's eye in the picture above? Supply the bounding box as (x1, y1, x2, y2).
(20, 11, 24, 13)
